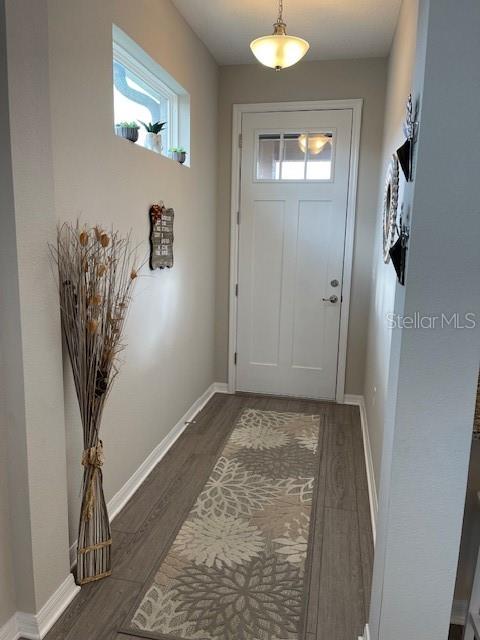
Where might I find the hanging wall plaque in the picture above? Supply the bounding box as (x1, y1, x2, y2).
(397, 93, 418, 181)
(149, 202, 174, 270)
(382, 154, 400, 263)
(389, 215, 409, 286)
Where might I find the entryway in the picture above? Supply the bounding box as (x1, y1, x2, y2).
(229, 101, 361, 401)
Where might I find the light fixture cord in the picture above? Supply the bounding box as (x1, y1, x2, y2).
(277, 0, 284, 23)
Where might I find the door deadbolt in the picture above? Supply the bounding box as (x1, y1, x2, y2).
(330, 279, 339, 287)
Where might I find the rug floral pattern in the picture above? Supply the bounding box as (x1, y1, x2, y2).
(127, 408, 320, 640)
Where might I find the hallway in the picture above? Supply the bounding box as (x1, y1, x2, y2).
(40, 393, 373, 640)
(2, 2, 479, 637)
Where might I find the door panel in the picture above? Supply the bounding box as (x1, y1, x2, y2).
(250, 200, 285, 366)
(291, 200, 332, 370)
(236, 109, 353, 400)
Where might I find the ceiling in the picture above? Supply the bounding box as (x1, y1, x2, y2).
(171, 0, 401, 66)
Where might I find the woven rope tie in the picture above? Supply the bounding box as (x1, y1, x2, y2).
(81, 441, 104, 521)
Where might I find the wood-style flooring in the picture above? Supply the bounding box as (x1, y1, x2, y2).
(449, 626, 463, 640)
(38, 393, 375, 639)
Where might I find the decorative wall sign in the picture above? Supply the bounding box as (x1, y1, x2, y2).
(384, 94, 418, 280)
(382, 154, 400, 263)
(149, 203, 174, 270)
(397, 94, 418, 181)
(389, 212, 409, 286)
(397, 139, 411, 182)
(403, 93, 416, 141)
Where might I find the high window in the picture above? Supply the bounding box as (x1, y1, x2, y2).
(112, 25, 190, 162)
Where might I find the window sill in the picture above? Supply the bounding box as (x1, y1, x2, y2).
(114, 133, 190, 168)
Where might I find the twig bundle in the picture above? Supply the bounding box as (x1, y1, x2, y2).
(51, 222, 138, 585)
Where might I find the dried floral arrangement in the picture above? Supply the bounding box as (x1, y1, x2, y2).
(51, 222, 138, 585)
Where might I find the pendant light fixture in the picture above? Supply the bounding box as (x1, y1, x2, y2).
(250, 0, 310, 71)
(298, 133, 331, 155)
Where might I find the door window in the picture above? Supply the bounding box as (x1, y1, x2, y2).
(256, 131, 334, 182)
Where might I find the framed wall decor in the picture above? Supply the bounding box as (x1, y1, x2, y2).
(382, 154, 400, 263)
(397, 93, 418, 181)
(149, 202, 174, 270)
(389, 207, 409, 286)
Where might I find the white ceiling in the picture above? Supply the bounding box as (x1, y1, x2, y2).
(171, 0, 401, 65)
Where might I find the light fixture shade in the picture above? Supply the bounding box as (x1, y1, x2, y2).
(250, 34, 310, 70)
(298, 133, 331, 155)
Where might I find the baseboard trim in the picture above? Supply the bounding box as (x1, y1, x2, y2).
(69, 381, 230, 568)
(451, 599, 468, 625)
(359, 623, 371, 640)
(344, 394, 378, 543)
(15, 574, 80, 640)
(0, 615, 19, 640)
(212, 382, 229, 394)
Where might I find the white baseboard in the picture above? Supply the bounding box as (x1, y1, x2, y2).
(451, 599, 468, 625)
(14, 574, 80, 640)
(344, 394, 378, 544)
(69, 381, 230, 568)
(212, 382, 229, 394)
(0, 575, 79, 640)
(0, 615, 19, 640)
(359, 623, 371, 640)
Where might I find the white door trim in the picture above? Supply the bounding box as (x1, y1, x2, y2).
(228, 99, 363, 402)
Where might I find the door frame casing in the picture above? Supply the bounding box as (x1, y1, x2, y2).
(228, 99, 363, 402)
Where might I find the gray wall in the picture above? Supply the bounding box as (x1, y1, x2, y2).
(0, 0, 219, 626)
(0, 377, 15, 626)
(47, 0, 219, 546)
(456, 439, 480, 604)
(0, 0, 17, 625)
(1, 0, 71, 617)
(367, 1, 480, 637)
(363, 0, 419, 494)
(215, 58, 388, 395)
(363, 0, 480, 610)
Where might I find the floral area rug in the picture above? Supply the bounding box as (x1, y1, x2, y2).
(122, 408, 321, 640)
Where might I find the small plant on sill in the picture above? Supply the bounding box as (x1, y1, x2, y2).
(139, 121, 166, 154)
(139, 121, 167, 134)
(115, 121, 140, 143)
(169, 147, 187, 164)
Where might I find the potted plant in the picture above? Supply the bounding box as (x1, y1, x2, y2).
(115, 121, 140, 143)
(139, 121, 166, 153)
(170, 147, 187, 164)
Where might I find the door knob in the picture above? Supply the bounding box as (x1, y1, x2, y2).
(322, 295, 338, 303)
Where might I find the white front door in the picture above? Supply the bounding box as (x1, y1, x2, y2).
(236, 108, 353, 400)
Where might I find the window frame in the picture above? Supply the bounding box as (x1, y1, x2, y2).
(113, 41, 179, 153)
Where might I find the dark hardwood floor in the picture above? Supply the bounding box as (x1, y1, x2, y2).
(39, 392, 374, 640)
(449, 625, 463, 640)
